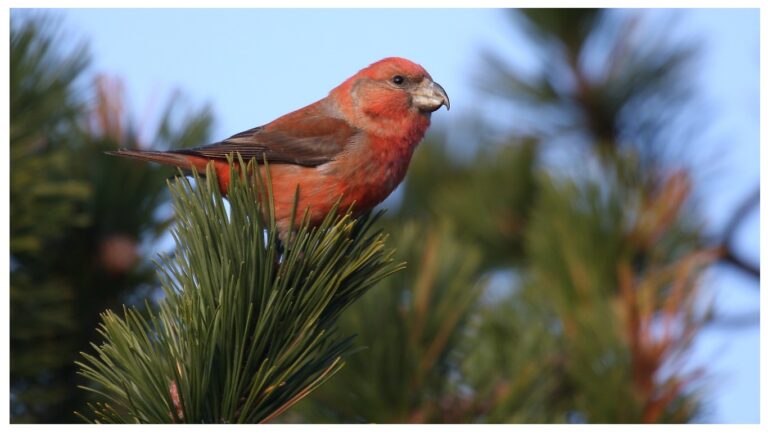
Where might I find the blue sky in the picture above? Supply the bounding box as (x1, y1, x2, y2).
(20, 8, 759, 423)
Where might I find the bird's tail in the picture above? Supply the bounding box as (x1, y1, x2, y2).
(105, 149, 196, 171)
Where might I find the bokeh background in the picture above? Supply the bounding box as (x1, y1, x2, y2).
(10, 8, 759, 423)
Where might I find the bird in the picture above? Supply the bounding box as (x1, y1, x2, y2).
(108, 57, 449, 240)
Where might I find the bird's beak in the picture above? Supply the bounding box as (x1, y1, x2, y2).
(412, 79, 450, 112)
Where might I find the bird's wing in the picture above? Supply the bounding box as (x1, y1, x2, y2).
(175, 108, 358, 167)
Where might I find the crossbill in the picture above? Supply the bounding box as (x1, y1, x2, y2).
(109, 57, 449, 238)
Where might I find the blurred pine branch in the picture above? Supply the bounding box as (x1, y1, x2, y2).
(10, 14, 213, 423)
(295, 221, 484, 423)
(292, 9, 723, 424)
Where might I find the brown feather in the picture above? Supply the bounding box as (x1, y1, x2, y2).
(174, 100, 359, 167)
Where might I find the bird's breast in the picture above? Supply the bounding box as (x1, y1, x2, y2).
(331, 121, 427, 208)
(266, 115, 428, 232)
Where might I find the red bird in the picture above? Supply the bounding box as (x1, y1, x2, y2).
(109, 57, 449, 238)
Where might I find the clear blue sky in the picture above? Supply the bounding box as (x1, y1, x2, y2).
(21, 8, 759, 423)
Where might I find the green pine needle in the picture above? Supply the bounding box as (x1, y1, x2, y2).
(76, 157, 402, 423)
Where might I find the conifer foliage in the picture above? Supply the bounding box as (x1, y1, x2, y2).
(10, 14, 213, 423)
(292, 9, 744, 423)
(11, 9, 756, 425)
(76, 161, 401, 423)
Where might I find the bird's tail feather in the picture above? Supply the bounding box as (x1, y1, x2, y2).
(105, 149, 196, 171)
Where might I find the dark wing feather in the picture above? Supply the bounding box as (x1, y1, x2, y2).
(174, 111, 358, 167)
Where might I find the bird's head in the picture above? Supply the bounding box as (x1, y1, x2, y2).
(333, 57, 450, 124)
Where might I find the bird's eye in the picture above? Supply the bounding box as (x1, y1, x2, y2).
(392, 75, 405, 85)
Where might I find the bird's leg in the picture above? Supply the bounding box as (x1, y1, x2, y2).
(273, 224, 308, 273)
(274, 235, 285, 257)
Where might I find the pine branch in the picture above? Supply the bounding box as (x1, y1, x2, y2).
(716, 187, 759, 279)
(76, 159, 401, 423)
(297, 221, 484, 423)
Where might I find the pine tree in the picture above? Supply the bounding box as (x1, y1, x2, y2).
(10, 14, 212, 422)
(12, 9, 753, 424)
(76, 161, 401, 423)
(293, 9, 716, 423)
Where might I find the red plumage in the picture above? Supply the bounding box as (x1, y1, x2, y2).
(109, 57, 449, 238)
